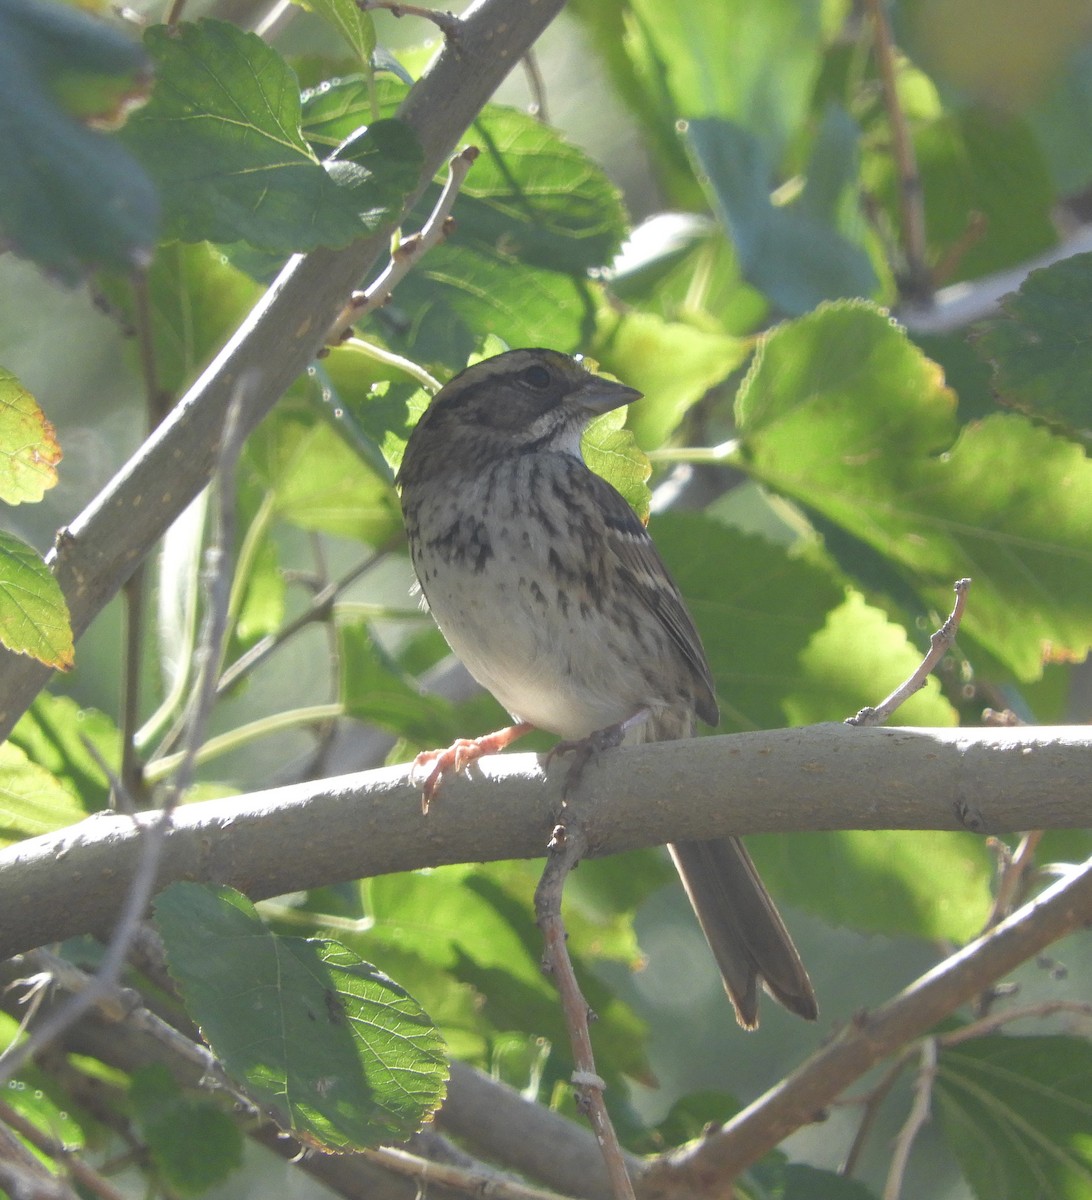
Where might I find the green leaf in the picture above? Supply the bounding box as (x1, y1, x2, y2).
(936, 1034, 1092, 1200)
(866, 104, 1057, 283)
(380, 241, 596, 365)
(0, 741, 87, 847)
(363, 865, 651, 1085)
(303, 79, 629, 273)
(652, 515, 844, 731)
(974, 252, 1092, 432)
(584, 405, 652, 522)
(124, 21, 421, 253)
(749, 1158, 881, 1199)
(154, 882, 448, 1149)
(131, 1065, 242, 1195)
(735, 302, 1092, 681)
(0, 0, 158, 281)
(751, 828, 993, 941)
(9, 694, 118, 821)
(783, 591, 958, 728)
(337, 618, 456, 742)
(0, 530, 73, 669)
(0, 368, 61, 503)
(686, 117, 877, 314)
(243, 401, 402, 545)
(592, 306, 747, 446)
(289, 0, 375, 65)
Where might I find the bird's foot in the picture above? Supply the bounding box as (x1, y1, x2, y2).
(546, 708, 651, 798)
(413, 722, 534, 812)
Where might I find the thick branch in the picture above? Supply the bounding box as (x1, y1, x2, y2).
(0, 0, 566, 742)
(1, 724, 1089, 960)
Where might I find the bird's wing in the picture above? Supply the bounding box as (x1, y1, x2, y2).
(587, 470, 719, 727)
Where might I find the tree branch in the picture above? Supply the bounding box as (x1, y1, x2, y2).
(638, 852, 1092, 1195)
(0, 0, 567, 743)
(1, 724, 1089, 961)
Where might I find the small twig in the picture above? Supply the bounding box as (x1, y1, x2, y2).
(847, 578, 970, 726)
(864, 0, 930, 301)
(0, 384, 250, 1087)
(0, 1122, 81, 1200)
(0, 1098, 128, 1200)
(533, 820, 637, 1200)
(118, 272, 170, 809)
(521, 47, 549, 121)
(164, 0, 187, 25)
(362, 1144, 579, 1200)
(216, 536, 400, 695)
(357, 0, 460, 38)
(324, 145, 479, 346)
(983, 830, 1044, 932)
(838, 1052, 913, 1177)
(883, 1038, 937, 1200)
(938, 1000, 1092, 1047)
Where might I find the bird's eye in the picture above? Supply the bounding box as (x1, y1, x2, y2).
(520, 364, 552, 390)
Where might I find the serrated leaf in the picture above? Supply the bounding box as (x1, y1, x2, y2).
(584, 406, 652, 521)
(154, 882, 448, 1149)
(735, 302, 1092, 680)
(131, 1065, 242, 1196)
(0, 741, 87, 847)
(363, 865, 651, 1084)
(0, 0, 158, 281)
(936, 1034, 1092, 1200)
(124, 21, 421, 253)
(974, 252, 1092, 432)
(0, 530, 73, 669)
(0, 368, 61, 503)
(783, 591, 958, 727)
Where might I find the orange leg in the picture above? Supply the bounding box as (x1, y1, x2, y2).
(414, 721, 535, 812)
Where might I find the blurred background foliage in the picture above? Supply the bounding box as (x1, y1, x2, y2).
(1, 0, 1091, 1197)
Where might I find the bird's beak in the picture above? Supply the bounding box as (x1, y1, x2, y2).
(572, 375, 643, 416)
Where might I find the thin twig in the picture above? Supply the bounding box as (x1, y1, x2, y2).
(938, 1000, 1092, 1047)
(118, 271, 170, 809)
(0, 1098, 128, 1200)
(362, 1144, 580, 1200)
(864, 0, 930, 301)
(847, 578, 970, 726)
(0, 1123, 80, 1200)
(883, 1038, 937, 1200)
(983, 830, 1044, 932)
(534, 820, 637, 1200)
(215, 536, 401, 695)
(521, 47, 549, 121)
(357, 0, 460, 38)
(838, 1052, 913, 1178)
(0, 383, 251, 1087)
(325, 146, 479, 346)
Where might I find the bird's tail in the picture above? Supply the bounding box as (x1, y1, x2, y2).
(669, 837, 818, 1029)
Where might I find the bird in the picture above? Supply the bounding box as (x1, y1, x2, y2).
(396, 347, 817, 1028)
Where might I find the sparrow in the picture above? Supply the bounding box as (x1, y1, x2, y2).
(396, 347, 816, 1028)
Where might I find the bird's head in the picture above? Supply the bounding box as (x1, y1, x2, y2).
(397, 348, 641, 486)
